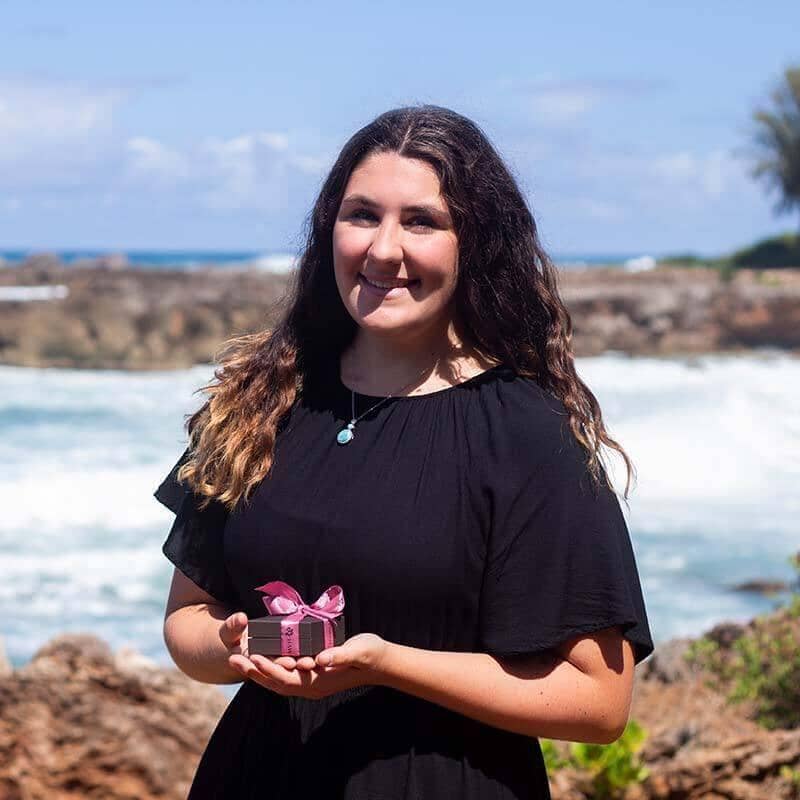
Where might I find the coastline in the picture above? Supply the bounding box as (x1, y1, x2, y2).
(1, 259, 799, 369)
(2, 597, 798, 799)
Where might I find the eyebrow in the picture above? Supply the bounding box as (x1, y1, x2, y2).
(341, 194, 451, 219)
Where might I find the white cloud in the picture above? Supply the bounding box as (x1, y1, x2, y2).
(288, 153, 331, 174)
(257, 132, 290, 151)
(204, 132, 289, 160)
(126, 137, 189, 183)
(200, 132, 294, 210)
(510, 75, 663, 127)
(120, 130, 327, 211)
(196, 131, 330, 210)
(650, 149, 744, 199)
(573, 146, 747, 205)
(0, 77, 124, 161)
(0, 77, 331, 210)
(578, 198, 626, 221)
(651, 152, 695, 182)
(0, 76, 128, 195)
(529, 87, 599, 124)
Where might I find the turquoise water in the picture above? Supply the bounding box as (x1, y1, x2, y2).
(0, 248, 642, 270)
(1, 353, 798, 674)
(0, 248, 294, 271)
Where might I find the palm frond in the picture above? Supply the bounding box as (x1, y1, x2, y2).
(748, 66, 800, 222)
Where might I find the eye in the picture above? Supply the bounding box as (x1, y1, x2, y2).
(407, 216, 436, 230)
(348, 208, 377, 223)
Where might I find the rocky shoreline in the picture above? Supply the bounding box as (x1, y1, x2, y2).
(2, 604, 798, 799)
(1, 256, 799, 369)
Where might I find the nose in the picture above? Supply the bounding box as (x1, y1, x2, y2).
(366, 218, 403, 265)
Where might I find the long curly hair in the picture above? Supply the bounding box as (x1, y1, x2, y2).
(179, 104, 635, 510)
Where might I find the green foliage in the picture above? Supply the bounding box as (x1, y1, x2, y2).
(541, 720, 650, 799)
(685, 552, 800, 730)
(756, 271, 784, 286)
(659, 234, 800, 272)
(540, 737, 571, 772)
(779, 764, 800, 791)
(684, 634, 725, 691)
(658, 253, 711, 266)
(728, 233, 800, 268)
(571, 721, 650, 799)
(715, 261, 737, 282)
(749, 66, 800, 227)
(726, 598, 800, 729)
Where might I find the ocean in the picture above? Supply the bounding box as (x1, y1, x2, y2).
(2, 353, 798, 682)
(0, 248, 653, 272)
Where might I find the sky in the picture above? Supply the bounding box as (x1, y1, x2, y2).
(1, 0, 798, 257)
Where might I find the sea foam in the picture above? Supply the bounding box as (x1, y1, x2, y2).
(2, 355, 798, 669)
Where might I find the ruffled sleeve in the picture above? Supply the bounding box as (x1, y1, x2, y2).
(154, 448, 238, 606)
(478, 393, 654, 665)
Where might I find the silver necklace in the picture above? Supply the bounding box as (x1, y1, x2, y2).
(336, 361, 437, 445)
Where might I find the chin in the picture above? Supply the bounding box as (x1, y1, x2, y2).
(342, 286, 453, 338)
(353, 313, 419, 336)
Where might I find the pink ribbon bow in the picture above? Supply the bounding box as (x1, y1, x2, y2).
(254, 580, 345, 656)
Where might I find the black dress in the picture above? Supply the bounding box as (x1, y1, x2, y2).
(155, 361, 654, 800)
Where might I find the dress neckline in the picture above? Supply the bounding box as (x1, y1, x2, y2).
(336, 361, 511, 402)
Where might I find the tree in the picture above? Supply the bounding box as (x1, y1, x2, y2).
(750, 66, 800, 233)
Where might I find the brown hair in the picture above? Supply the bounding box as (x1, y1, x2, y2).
(179, 104, 635, 510)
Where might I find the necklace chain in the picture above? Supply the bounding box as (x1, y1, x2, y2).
(336, 359, 438, 445)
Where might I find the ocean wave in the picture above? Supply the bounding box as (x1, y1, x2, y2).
(0, 285, 69, 301)
(1, 354, 798, 668)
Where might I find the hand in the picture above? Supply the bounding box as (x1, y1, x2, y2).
(218, 612, 300, 671)
(227, 632, 390, 699)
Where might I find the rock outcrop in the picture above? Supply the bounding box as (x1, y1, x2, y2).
(549, 610, 800, 799)
(1, 259, 799, 369)
(558, 265, 800, 357)
(2, 608, 799, 799)
(0, 259, 289, 369)
(0, 634, 227, 799)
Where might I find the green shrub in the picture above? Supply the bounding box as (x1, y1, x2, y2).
(541, 720, 650, 799)
(658, 253, 711, 266)
(661, 233, 800, 271)
(715, 261, 737, 282)
(779, 764, 800, 791)
(728, 233, 800, 268)
(726, 595, 800, 729)
(540, 737, 571, 772)
(685, 552, 800, 729)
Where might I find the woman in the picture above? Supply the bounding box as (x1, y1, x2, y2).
(156, 104, 654, 799)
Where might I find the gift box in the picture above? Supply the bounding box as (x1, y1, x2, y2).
(248, 613, 346, 656)
(248, 581, 346, 658)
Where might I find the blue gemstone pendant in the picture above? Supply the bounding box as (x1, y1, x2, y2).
(337, 423, 355, 445)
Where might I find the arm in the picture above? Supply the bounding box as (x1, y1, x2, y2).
(163, 567, 244, 684)
(236, 626, 634, 743)
(375, 626, 635, 744)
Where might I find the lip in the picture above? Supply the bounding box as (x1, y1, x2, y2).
(358, 273, 420, 298)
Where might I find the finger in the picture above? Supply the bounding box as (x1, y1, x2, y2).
(315, 647, 345, 668)
(251, 654, 302, 685)
(273, 656, 298, 670)
(220, 612, 248, 645)
(229, 654, 253, 674)
(294, 656, 317, 671)
(230, 655, 282, 693)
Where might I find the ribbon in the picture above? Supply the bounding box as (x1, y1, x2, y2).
(254, 580, 345, 656)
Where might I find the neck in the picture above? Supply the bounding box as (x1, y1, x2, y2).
(341, 320, 468, 393)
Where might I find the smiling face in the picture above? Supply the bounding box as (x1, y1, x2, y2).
(332, 151, 460, 344)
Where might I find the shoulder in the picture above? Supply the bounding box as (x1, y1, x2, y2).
(478, 368, 580, 471)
